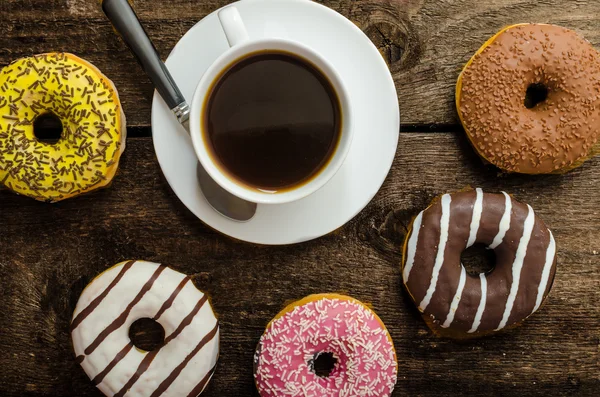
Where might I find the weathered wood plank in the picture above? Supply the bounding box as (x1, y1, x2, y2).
(1, 0, 599, 127)
(0, 134, 598, 396)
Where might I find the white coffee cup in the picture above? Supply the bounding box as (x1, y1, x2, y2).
(189, 6, 353, 205)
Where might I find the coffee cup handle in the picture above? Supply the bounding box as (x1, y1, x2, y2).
(218, 6, 250, 47)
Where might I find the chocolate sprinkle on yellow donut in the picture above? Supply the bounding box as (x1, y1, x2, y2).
(0, 53, 126, 202)
(457, 24, 600, 174)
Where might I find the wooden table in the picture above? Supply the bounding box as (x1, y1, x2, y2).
(1, 0, 599, 396)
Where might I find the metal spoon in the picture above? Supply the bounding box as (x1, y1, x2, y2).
(101, 0, 257, 221)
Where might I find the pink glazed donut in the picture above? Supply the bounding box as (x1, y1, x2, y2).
(254, 294, 398, 397)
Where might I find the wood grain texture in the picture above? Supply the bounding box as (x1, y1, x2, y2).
(1, 0, 599, 126)
(1, 135, 598, 396)
(1, 0, 600, 395)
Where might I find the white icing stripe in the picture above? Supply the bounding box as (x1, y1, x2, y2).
(532, 230, 556, 314)
(466, 188, 483, 248)
(468, 273, 487, 333)
(419, 194, 451, 311)
(442, 265, 466, 328)
(489, 192, 512, 249)
(496, 204, 536, 331)
(403, 211, 423, 282)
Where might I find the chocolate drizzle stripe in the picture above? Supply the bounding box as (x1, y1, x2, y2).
(149, 323, 219, 397)
(84, 265, 167, 355)
(186, 362, 217, 397)
(442, 265, 466, 328)
(92, 343, 134, 385)
(70, 260, 135, 332)
(166, 294, 209, 344)
(532, 231, 556, 314)
(489, 192, 512, 249)
(496, 205, 536, 331)
(75, 355, 85, 364)
(112, 295, 210, 397)
(466, 188, 483, 248)
(114, 349, 160, 397)
(467, 274, 488, 333)
(403, 211, 423, 282)
(419, 194, 451, 311)
(153, 276, 191, 321)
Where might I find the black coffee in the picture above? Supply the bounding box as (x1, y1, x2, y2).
(203, 51, 342, 192)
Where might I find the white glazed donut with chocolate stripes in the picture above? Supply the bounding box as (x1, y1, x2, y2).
(402, 189, 557, 338)
(71, 260, 219, 396)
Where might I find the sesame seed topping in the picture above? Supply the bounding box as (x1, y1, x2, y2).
(459, 24, 600, 174)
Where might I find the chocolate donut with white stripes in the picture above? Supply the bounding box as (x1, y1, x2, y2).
(402, 189, 557, 338)
(71, 260, 219, 397)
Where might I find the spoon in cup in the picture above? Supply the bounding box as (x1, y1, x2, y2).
(101, 0, 257, 221)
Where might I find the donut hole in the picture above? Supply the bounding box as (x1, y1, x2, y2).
(524, 83, 549, 109)
(461, 243, 496, 276)
(33, 112, 63, 144)
(309, 352, 338, 378)
(129, 318, 165, 352)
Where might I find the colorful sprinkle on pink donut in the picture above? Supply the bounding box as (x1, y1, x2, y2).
(254, 294, 398, 397)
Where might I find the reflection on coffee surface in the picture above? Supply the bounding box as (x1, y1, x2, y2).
(203, 50, 341, 192)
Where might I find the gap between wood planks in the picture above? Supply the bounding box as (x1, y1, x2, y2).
(126, 124, 463, 137)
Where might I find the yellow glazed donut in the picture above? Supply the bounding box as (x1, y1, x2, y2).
(0, 53, 126, 202)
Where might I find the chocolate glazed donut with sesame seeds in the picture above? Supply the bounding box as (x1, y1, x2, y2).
(402, 189, 557, 339)
(457, 24, 600, 174)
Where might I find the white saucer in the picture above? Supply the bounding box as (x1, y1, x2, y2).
(151, 0, 399, 245)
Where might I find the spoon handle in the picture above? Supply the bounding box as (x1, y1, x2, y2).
(101, 0, 190, 126)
